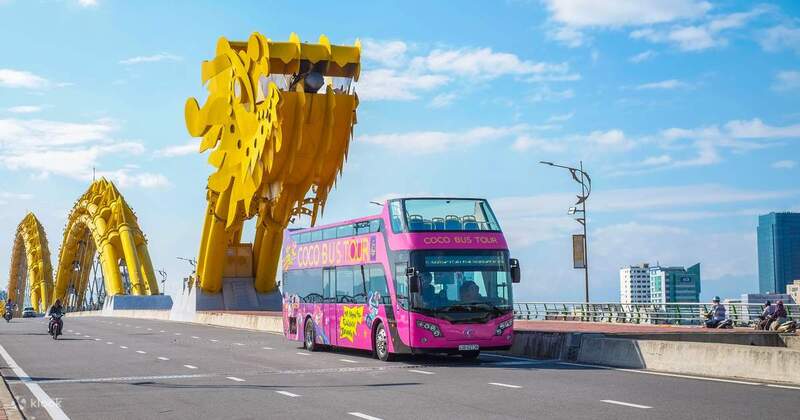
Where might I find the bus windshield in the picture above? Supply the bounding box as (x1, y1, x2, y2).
(410, 250, 511, 312)
(399, 198, 501, 232)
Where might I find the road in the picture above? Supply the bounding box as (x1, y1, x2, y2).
(0, 316, 797, 420)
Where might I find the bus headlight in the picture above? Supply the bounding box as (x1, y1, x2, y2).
(416, 320, 443, 337)
(495, 318, 513, 336)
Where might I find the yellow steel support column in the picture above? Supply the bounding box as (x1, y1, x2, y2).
(198, 187, 230, 293)
(118, 225, 145, 295)
(136, 243, 159, 294)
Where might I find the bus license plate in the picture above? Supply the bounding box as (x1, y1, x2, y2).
(459, 344, 479, 351)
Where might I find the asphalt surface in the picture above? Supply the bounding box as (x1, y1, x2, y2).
(0, 316, 797, 420)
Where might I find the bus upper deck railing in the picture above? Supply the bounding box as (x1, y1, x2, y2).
(513, 302, 800, 326)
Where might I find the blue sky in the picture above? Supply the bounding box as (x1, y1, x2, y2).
(0, 0, 798, 302)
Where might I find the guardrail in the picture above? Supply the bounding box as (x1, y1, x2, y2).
(513, 302, 800, 325)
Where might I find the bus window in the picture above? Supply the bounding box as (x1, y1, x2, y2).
(311, 229, 323, 242)
(354, 221, 370, 235)
(336, 267, 355, 303)
(337, 224, 355, 238)
(353, 266, 367, 303)
(299, 232, 311, 244)
(323, 268, 335, 302)
(285, 268, 322, 302)
(323, 227, 337, 241)
(394, 262, 409, 310)
(369, 219, 381, 233)
(367, 265, 390, 304)
(389, 201, 405, 233)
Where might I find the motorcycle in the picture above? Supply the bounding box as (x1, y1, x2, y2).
(3, 311, 11, 323)
(774, 320, 797, 333)
(49, 313, 64, 340)
(704, 313, 733, 329)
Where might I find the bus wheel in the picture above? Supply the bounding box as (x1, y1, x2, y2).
(304, 318, 318, 352)
(461, 350, 480, 360)
(374, 323, 393, 362)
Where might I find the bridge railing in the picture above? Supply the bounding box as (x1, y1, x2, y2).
(513, 302, 800, 326)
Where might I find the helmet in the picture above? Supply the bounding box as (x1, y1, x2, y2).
(765, 300, 772, 306)
(712, 296, 720, 303)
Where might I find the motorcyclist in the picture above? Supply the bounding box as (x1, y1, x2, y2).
(704, 296, 727, 328)
(3, 299, 14, 321)
(46, 299, 64, 335)
(770, 300, 788, 331)
(757, 301, 776, 330)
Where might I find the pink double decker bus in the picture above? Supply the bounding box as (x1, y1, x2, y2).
(281, 197, 520, 361)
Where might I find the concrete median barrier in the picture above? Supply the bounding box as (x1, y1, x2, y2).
(577, 336, 800, 385)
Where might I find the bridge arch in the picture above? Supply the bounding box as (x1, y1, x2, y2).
(7, 213, 53, 313)
(6, 179, 159, 312)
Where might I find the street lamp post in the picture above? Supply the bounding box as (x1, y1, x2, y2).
(540, 160, 592, 303)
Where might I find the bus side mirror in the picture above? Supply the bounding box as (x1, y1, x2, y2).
(406, 267, 420, 293)
(510, 258, 521, 283)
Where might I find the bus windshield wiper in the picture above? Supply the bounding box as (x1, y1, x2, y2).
(441, 304, 475, 312)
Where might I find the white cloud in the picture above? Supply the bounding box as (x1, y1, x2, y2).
(629, 50, 657, 63)
(0, 191, 34, 206)
(357, 69, 448, 101)
(356, 41, 577, 101)
(119, 53, 182, 65)
(0, 69, 49, 89)
(543, 0, 711, 27)
(773, 70, 800, 91)
(724, 118, 800, 139)
(759, 25, 800, 54)
(359, 125, 527, 154)
(512, 135, 568, 153)
(361, 39, 408, 67)
(0, 117, 167, 188)
(6, 105, 42, 114)
(547, 26, 586, 48)
(427, 92, 457, 109)
(772, 160, 796, 170)
(97, 169, 170, 188)
(547, 112, 574, 123)
(635, 79, 688, 90)
(528, 86, 574, 102)
(629, 6, 768, 51)
(418, 47, 572, 80)
(155, 141, 197, 157)
(78, 0, 98, 6)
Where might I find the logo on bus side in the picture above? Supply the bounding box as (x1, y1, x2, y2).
(286, 236, 377, 269)
(422, 235, 499, 245)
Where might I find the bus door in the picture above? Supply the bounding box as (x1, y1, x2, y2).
(334, 266, 363, 349)
(322, 268, 336, 345)
(393, 262, 411, 347)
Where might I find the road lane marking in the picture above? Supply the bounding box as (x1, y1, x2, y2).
(227, 376, 245, 382)
(275, 391, 300, 397)
(191, 336, 200, 339)
(184, 365, 198, 369)
(601, 400, 652, 409)
(408, 369, 434, 375)
(157, 357, 170, 361)
(94, 338, 101, 341)
(135, 326, 141, 329)
(136, 350, 147, 354)
(348, 412, 383, 420)
(106, 342, 113, 344)
(35, 374, 213, 384)
(119, 346, 128, 349)
(557, 362, 761, 386)
(489, 382, 521, 389)
(160, 330, 166, 333)
(67, 329, 72, 332)
(147, 328, 152, 331)
(339, 359, 358, 363)
(296, 352, 310, 356)
(84, 335, 91, 338)
(262, 346, 273, 350)
(0, 344, 70, 420)
(174, 333, 182, 336)
(767, 384, 800, 390)
(209, 339, 219, 342)
(233, 342, 244, 346)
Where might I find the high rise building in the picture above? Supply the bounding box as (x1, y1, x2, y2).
(787, 279, 800, 304)
(650, 263, 701, 303)
(620, 263, 651, 303)
(758, 212, 800, 294)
